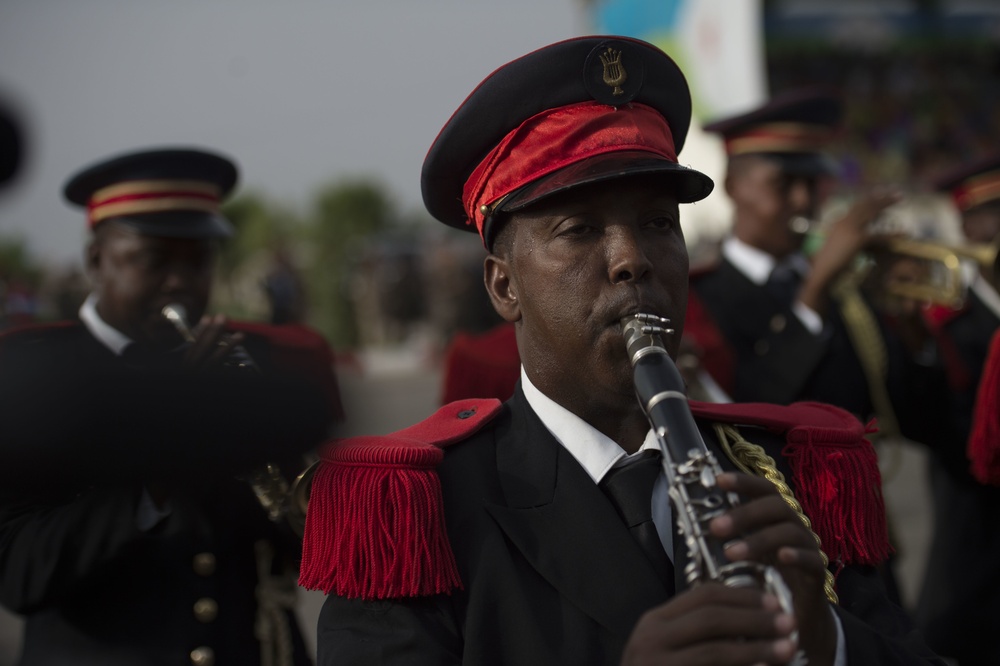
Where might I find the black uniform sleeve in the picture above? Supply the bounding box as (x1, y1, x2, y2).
(0, 486, 145, 613)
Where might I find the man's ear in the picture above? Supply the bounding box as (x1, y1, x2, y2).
(85, 238, 102, 282)
(723, 166, 739, 200)
(484, 254, 521, 323)
(85, 240, 99, 271)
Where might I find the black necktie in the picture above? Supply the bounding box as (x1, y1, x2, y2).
(599, 451, 674, 592)
(766, 262, 802, 306)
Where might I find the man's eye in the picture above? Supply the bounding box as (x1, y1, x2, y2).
(134, 251, 164, 267)
(560, 224, 593, 237)
(646, 217, 674, 229)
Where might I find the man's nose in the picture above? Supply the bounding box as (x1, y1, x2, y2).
(788, 178, 815, 213)
(162, 262, 198, 290)
(607, 226, 652, 283)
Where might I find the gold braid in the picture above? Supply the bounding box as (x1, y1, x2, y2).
(713, 423, 839, 604)
(831, 276, 900, 439)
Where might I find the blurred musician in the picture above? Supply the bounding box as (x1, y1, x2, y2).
(685, 89, 947, 442)
(0, 148, 341, 666)
(916, 153, 1000, 665)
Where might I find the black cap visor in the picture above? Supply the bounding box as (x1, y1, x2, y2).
(101, 211, 234, 240)
(758, 152, 839, 178)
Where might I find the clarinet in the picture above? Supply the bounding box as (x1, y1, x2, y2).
(622, 313, 805, 664)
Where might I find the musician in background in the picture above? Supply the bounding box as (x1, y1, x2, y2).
(685, 90, 946, 443)
(303, 37, 941, 665)
(916, 153, 1000, 665)
(0, 148, 341, 665)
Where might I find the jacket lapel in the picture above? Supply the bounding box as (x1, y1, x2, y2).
(485, 390, 669, 640)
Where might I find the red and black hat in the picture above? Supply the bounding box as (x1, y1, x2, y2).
(63, 147, 238, 239)
(933, 152, 1000, 213)
(703, 87, 843, 177)
(421, 36, 714, 250)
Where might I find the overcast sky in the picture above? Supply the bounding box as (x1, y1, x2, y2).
(0, 0, 592, 265)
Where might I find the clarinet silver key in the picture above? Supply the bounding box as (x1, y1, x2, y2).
(621, 313, 806, 665)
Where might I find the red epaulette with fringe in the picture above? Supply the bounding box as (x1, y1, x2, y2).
(690, 400, 889, 569)
(299, 398, 503, 600)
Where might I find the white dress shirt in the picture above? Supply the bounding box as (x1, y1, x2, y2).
(79, 293, 133, 356)
(519, 366, 847, 663)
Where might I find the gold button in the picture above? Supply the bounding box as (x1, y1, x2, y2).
(193, 597, 218, 623)
(193, 553, 216, 576)
(754, 340, 769, 356)
(190, 646, 215, 666)
(770, 314, 786, 333)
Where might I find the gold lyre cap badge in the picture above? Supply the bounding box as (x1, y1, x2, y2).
(600, 47, 627, 96)
(584, 40, 645, 106)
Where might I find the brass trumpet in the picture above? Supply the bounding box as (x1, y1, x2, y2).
(863, 238, 998, 309)
(800, 217, 998, 309)
(160, 303, 309, 534)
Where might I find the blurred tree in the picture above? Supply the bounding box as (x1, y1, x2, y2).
(0, 236, 42, 327)
(306, 180, 396, 348)
(218, 193, 301, 320)
(0, 237, 40, 282)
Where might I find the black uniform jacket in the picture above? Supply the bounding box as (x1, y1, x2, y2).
(0, 321, 337, 666)
(687, 257, 947, 439)
(317, 387, 943, 665)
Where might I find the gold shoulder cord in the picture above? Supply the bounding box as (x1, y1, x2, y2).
(831, 277, 900, 439)
(713, 423, 839, 604)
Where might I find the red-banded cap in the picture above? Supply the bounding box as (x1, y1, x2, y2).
(703, 87, 843, 176)
(64, 147, 238, 238)
(421, 36, 714, 250)
(932, 152, 1000, 213)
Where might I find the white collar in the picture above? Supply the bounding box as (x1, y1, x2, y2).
(520, 366, 662, 484)
(722, 237, 775, 285)
(79, 293, 133, 356)
(722, 236, 810, 286)
(969, 270, 1000, 320)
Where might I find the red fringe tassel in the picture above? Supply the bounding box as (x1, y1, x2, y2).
(298, 439, 463, 600)
(783, 415, 890, 568)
